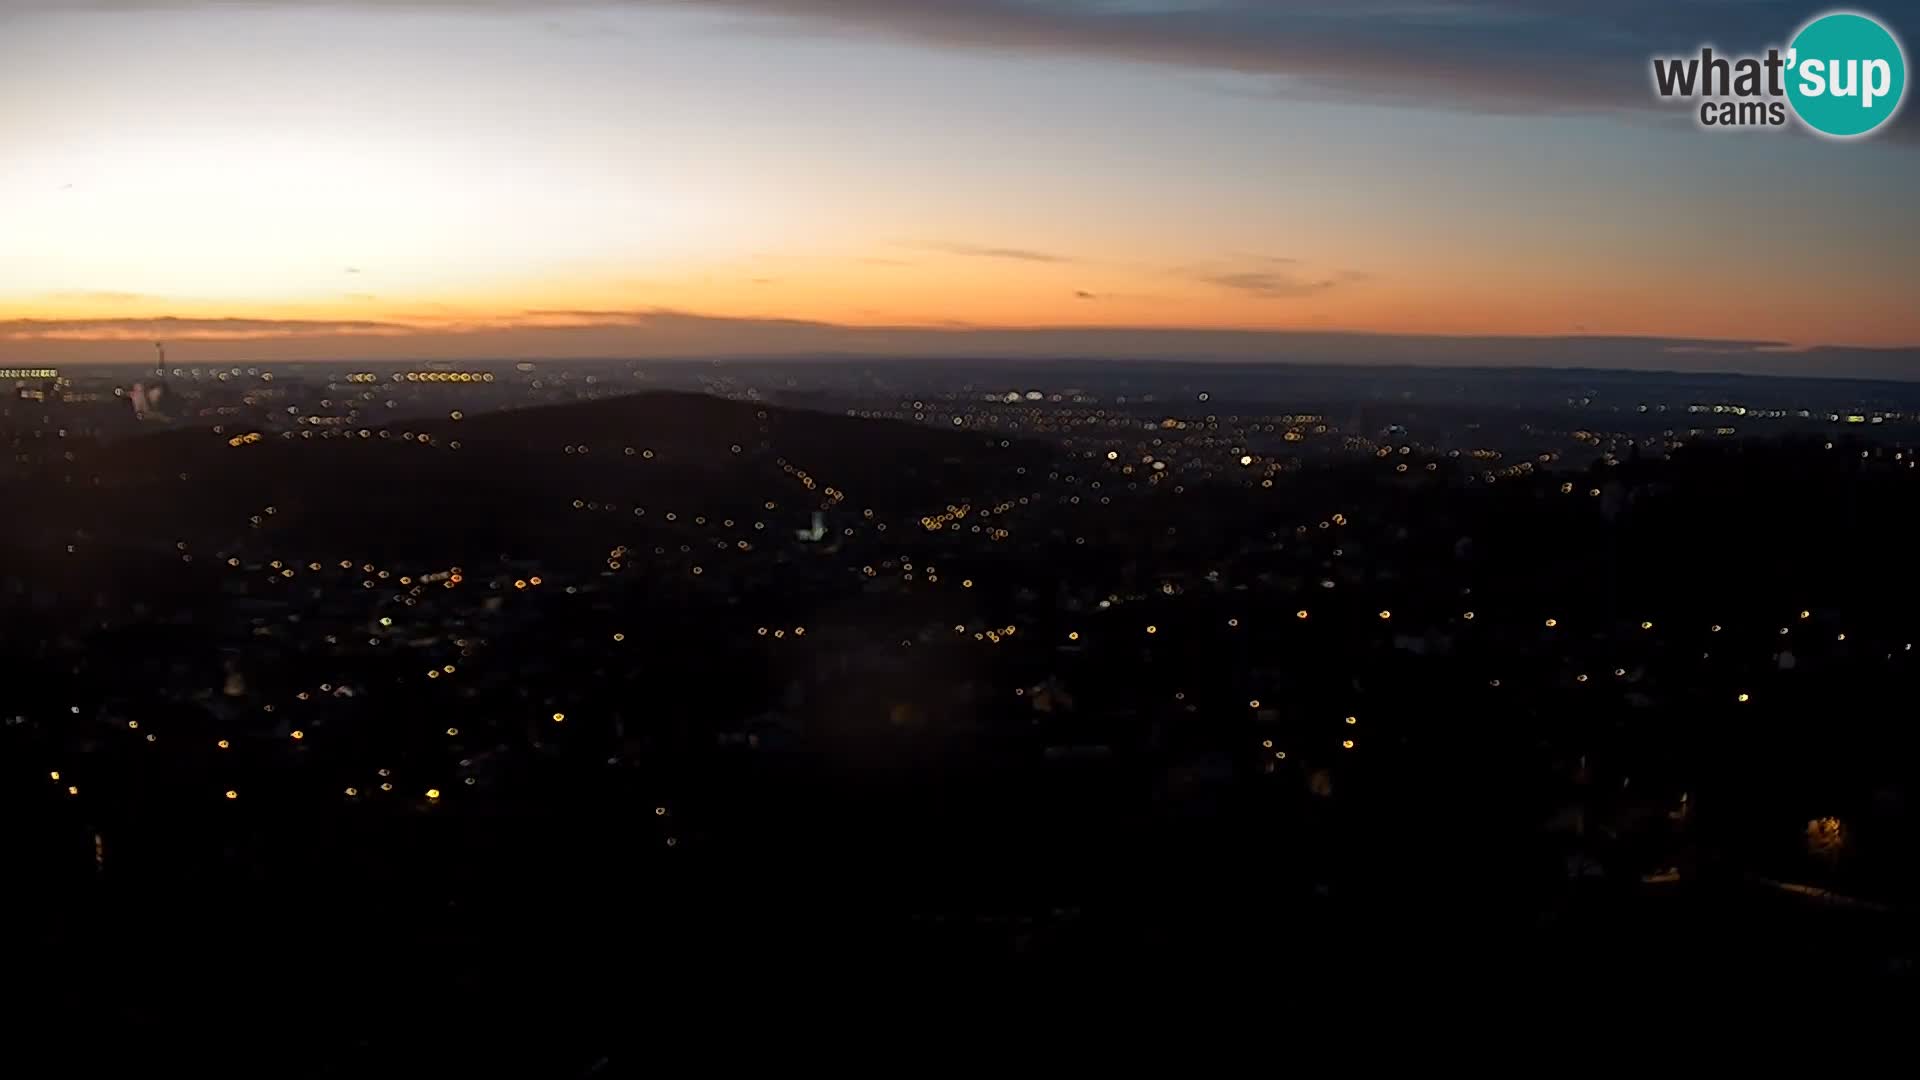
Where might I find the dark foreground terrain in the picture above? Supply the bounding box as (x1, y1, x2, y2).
(4, 385, 1916, 1067)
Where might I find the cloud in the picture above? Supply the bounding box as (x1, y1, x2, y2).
(693, 0, 1823, 118)
(1074, 290, 1098, 300)
(1197, 271, 1337, 299)
(40, 291, 160, 305)
(9, 308, 1916, 379)
(923, 242, 1077, 264)
(1181, 256, 1370, 299)
(14, 2, 1915, 137)
(5, 304, 1916, 378)
(0, 316, 412, 341)
(515, 309, 653, 325)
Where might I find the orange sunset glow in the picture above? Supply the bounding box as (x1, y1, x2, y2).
(2, 1, 1916, 368)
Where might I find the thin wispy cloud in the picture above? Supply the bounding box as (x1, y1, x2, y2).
(1178, 255, 1370, 300)
(11, 307, 1916, 381)
(1198, 270, 1337, 299)
(0, 316, 411, 340)
(40, 291, 160, 304)
(517, 309, 652, 324)
(923, 242, 1077, 264)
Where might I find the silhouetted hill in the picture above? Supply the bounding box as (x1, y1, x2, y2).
(29, 390, 1051, 561)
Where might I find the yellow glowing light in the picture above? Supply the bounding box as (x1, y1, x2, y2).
(381, 782, 393, 792)
(1640, 621, 1653, 630)
(345, 787, 358, 796)
(1249, 699, 1261, 709)
(612, 632, 625, 642)
(1345, 715, 1357, 725)
(1297, 609, 1310, 620)
(224, 790, 238, 800)
(1342, 740, 1355, 749)
(654, 806, 667, 816)
(1799, 610, 1811, 619)
(446, 727, 459, 736)
(290, 730, 304, 740)
(1261, 739, 1273, 749)
(1576, 674, 1588, 683)
(379, 616, 393, 627)
(529, 576, 543, 586)
(426, 788, 441, 800)
(1146, 625, 1158, 634)
(49, 770, 60, 781)
(1463, 611, 1475, 620)
(1274, 751, 1287, 760)
(68, 785, 79, 796)
(1737, 692, 1751, 703)
(1067, 631, 1080, 641)
(962, 579, 974, 588)
(552, 712, 566, 722)
(1377, 610, 1391, 620)
(217, 739, 230, 749)
(1544, 618, 1558, 628)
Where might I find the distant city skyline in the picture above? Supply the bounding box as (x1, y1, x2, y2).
(3, 1, 1916, 368)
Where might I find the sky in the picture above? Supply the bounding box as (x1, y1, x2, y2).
(1, 0, 1917, 371)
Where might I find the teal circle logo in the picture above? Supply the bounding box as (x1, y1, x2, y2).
(1786, 12, 1907, 137)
